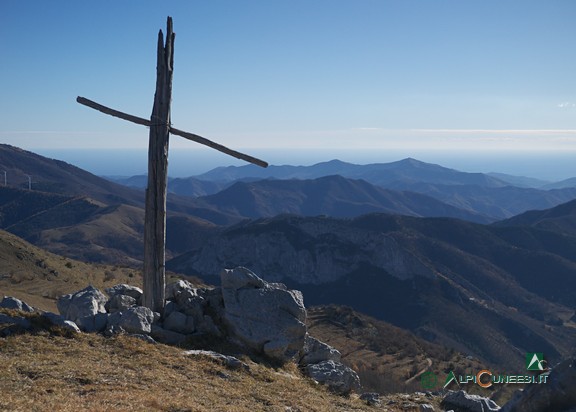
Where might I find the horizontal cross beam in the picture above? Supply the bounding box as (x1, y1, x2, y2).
(77, 96, 268, 168)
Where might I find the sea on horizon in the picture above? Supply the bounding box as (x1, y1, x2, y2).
(34, 147, 576, 182)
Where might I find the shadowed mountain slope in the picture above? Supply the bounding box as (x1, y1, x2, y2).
(168, 212, 576, 369)
(400, 182, 576, 219)
(542, 177, 576, 189)
(191, 175, 491, 223)
(0, 145, 228, 264)
(190, 158, 576, 220)
(0, 190, 218, 266)
(0, 144, 236, 224)
(108, 174, 228, 198)
(307, 305, 495, 396)
(487, 172, 550, 188)
(110, 158, 576, 221)
(0, 144, 144, 206)
(495, 198, 576, 237)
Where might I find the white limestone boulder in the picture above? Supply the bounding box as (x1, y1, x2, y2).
(57, 285, 107, 330)
(221, 267, 307, 363)
(0, 296, 35, 313)
(305, 360, 361, 395)
(299, 334, 341, 366)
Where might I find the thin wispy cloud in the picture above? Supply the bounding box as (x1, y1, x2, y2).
(0, 131, 103, 135)
(6, 128, 576, 152)
(557, 102, 576, 109)
(410, 129, 576, 135)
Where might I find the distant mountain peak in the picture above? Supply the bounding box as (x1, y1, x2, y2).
(394, 157, 444, 169)
(399, 157, 421, 164)
(317, 159, 352, 166)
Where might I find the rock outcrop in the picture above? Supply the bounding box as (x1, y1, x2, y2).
(305, 360, 361, 395)
(1, 267, 363, 396)
(57, 285, 107, 332)
(107, 306, 155, 335)
(299, 334, 341, 365)
(297, 333, 361, 394)
(221, 267, 307, 363)
(169, 220, 436, 284)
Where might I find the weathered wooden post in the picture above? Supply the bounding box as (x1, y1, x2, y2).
(76, 17, 268, 314)
(143, 17, 175, 312)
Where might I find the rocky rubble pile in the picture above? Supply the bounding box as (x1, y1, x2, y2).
(1, 267, 360, 395)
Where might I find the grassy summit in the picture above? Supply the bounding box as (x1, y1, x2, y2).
(0, 320, 444, 411)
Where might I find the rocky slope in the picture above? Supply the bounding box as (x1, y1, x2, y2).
(167, 213, 576, 370)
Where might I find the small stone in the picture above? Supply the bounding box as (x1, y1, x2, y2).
(360, 392, 381, 406)
(165, 279, 194, 301)
(128, 333, 156, 344)
(163, 300, 178, 317)
(0, 296, 35, 312)
(76, 313, 108, 333)
(105, 294, 137, 313)
(42, 312, 81, 333)
(305, 360, 361, 395)
(105, 284, 143, 300)
(163, 310, 195, 334)
(184, 350, 250, 371)
(299, 334, 341, 366)
(57, 285, 107, 325)
(150, 324, 187, 345)
(107, 306, 154, 335)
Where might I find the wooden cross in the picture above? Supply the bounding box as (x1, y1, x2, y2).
(77, 17, 268, 313)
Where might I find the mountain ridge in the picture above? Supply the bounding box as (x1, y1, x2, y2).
(195, 157, 510, 188)
(0, 145, 226, 264)
(111, 158, 576, 220)
(190, 175, 492, 223)
(495, 198, 576, 237)
(167, 212, 576, 369)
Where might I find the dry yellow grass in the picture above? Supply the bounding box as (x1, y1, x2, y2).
(0, 230, 446, 410)
(0, 325, 442, 412)
(307, 306, 487, 389)
(0, 229, 198, 313)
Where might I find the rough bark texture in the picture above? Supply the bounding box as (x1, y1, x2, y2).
(143, 17, 175, 313)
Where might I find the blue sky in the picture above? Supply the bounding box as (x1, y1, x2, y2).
(1, 1, 576, 177)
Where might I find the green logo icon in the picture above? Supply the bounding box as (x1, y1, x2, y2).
(420, 371, 438, 390)
(444, 370, 458, 389)
(526, 353, 546, 371)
